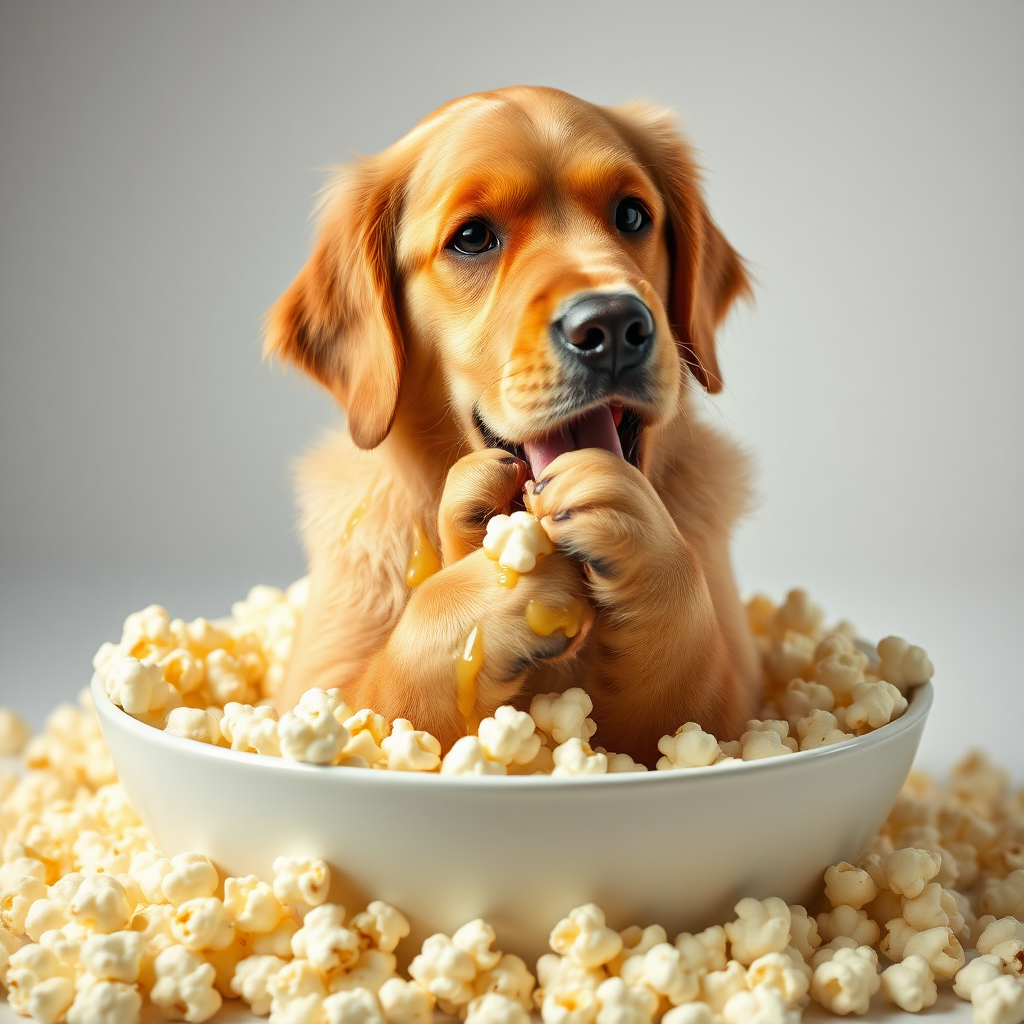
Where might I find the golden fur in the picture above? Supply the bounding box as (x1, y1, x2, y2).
(266, 86, 762, 764)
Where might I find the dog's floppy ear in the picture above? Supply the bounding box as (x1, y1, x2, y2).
(264, 158, 405, 449)
(607, 103, 751, 393)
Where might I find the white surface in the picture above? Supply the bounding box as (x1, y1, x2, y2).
(93, 671, 930, 968)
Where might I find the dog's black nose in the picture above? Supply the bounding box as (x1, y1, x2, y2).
(552, 293, 655, 380)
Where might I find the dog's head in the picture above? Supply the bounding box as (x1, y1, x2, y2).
(266, 87, 750, 477)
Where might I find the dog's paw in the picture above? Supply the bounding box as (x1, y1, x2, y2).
(524, 448, 686, 602)
(438, 448, 529, 564)
(454, 547, 593, 700)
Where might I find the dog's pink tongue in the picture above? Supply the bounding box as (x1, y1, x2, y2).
(524, 405, 623, 478)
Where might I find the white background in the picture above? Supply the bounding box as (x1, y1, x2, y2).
(1, 1, 1021, 789)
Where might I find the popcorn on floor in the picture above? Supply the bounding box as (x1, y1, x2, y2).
(2, 584, 1021, 1024)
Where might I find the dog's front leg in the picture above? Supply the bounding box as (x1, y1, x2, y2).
(352, 548, 590, 751)
(525, 448, 746, 764)
(352, 447, 592, 750)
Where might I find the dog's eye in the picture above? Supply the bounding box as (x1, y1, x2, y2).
(449, 220, 498, 255)
(615, 199, 649, 233)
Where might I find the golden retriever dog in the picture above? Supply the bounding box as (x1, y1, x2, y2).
(266, 86, 762, 764)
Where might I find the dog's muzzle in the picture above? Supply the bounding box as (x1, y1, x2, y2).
(550, 292, 655, 382)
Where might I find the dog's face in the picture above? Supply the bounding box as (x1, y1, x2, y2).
(266, 87, 749, 478)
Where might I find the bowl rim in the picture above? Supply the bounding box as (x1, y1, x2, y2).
(90, 673, 932, 791)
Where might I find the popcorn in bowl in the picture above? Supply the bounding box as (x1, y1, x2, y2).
(86, 581, 932, 779)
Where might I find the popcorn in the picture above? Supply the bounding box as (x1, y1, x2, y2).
(606, 753, 647, 773)
(70, 874, 131, 933)
(784, 907, 819, 963)
(473, 953, 535, 1009)
(674, 925, 727, 975)
(722, 985, 801, 1024)
(1, 874, 47, 935)
(378, 977, 435, 1024)
(162, 852, 219, 907)
(879, 954, 937, 1012)
(252, 915, 301, 957)
(552, 738, 608, 776)
(774, 589, 824, 637)
(408, 933, 477, 1007)
(330, 947, 400, 994)
(323, 986, 388, 1024)
(902, 881, 963, 932)
(483, 511, 554, 573)
(381, 721, 441, 773)
(273, 855, 331, 907)
(279, 688, 353, 765)
(0, 708, 30, 755)
(954, 954, 1006, 1000)
(66, 977, 143, 1024)
(876, 636, 934, 695)
(656, 723, 720, 770)
(454, 918, 502, 971)
(885, 847, 941, 898)
(764, 632, 816, 688)
(202, 649, 255, 706)
(619, 942, 700, 1005)
(441, 737, 507, 776)
(746, 951, 810, 1007)
(221, 700, 282, 757)
(661, 1005, 713, 1024)
(5, 943, 76, 1023)
(700, 960, 748, 1012)
(158, 647, 205, 694)
(823, 863, 877, 910)
(267, 957, 328, 1024)
(171, 897, 235, 951)
(223, 874, 285, 933)
(725, 897, 791, 965)
(343, 710, 389, 769)
(465, 991, 531, 1024)
(843, 681, 907, 733)
(815, 904, 879, 947)
(121, 604, 173, 657)
(902, 925, 965, 980)
(105, 656, 171, 717)
(796, 710, 848, 750)
(80, 929, 145, 982)
(779, 680, 834, 732)
(595, 976, 658, 1024)
(477, 707, 542, 767)
(809, 945, 879, 1015)
(971, 976, 1024, 1024)
(813, 650, 867, 704)
(164, 707, 221, 745)
(982, 871, 1024, 919)
(291, 903, 361, 974)
(351, 902, 411, 955)
(531, 690, 597, 746)
(550, 905, 623, 969)
(739, 724, 795, 761)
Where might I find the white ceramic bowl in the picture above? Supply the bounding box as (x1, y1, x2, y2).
(92, 675, 931, 965)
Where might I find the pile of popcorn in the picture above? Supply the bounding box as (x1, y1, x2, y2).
(1, 685, 1023, 1024)
(86, 581, 933, 776)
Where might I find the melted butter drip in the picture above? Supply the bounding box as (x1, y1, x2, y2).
(405, 523, 441, 588)
(495, 565, 520, 588)
(454, 624, 484, 725)
(340, 501, 368, 546)
(526, 599, 582, 639)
